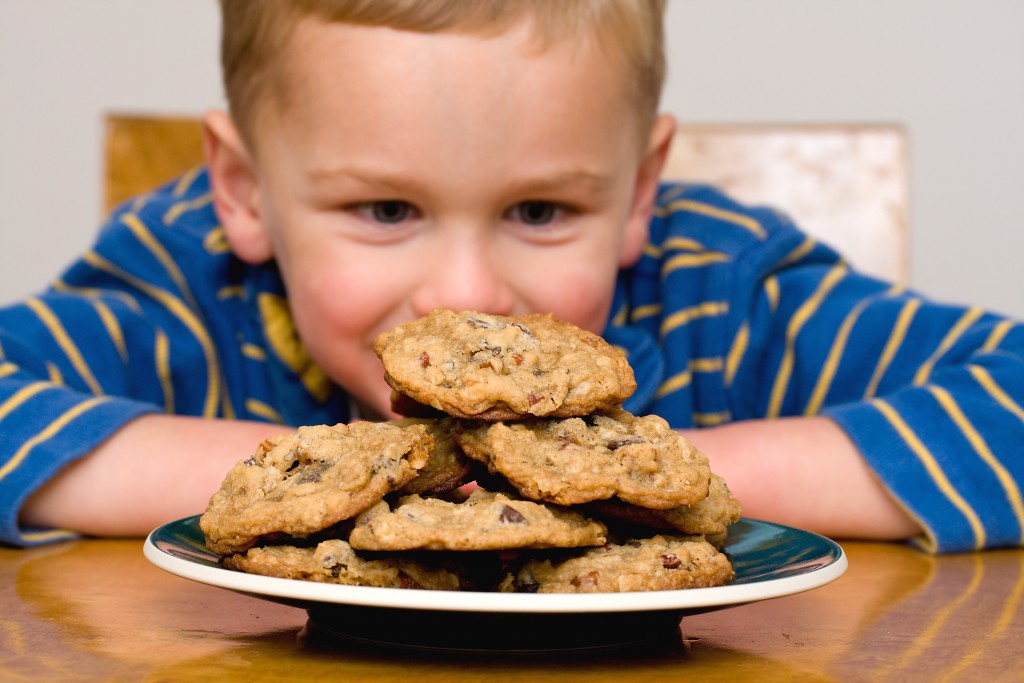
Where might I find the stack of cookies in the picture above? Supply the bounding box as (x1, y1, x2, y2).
(200, 309, 740, 593)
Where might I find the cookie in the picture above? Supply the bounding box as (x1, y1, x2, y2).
(455, 409, 711, 509)
(585, 473, 742, 536)
(497, 535, 734, 593)
(223, 539, 464, 590)
(392, 418, 477, 496)
(348, 490, 608, 551)
(373, 309, 636, 420)
(200, 421, 433, 555)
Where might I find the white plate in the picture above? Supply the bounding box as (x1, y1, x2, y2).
(145, 516, 846, 652)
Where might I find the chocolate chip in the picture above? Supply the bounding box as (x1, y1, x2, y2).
(606, 437, 642, 451)
(515, 581, 540, 593)
(499, 505, 527, 524)
(510, 322, 535, 338)
(297, 462, 329, 484)
(419, 351, 430, 368)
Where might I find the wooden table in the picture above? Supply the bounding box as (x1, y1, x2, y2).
(2, 537, 1021, 681)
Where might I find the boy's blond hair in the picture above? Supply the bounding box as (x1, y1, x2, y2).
(219, 0, 666, 148)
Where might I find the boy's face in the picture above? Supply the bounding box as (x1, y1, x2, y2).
(213, 18, 672, 419)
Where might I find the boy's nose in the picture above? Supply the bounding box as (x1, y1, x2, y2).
(410, 235, 516, 317)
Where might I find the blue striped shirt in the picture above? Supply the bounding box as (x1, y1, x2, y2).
(1, 170, 1021, 551)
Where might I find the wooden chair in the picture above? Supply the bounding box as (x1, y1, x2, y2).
(103, 114, 909, 283)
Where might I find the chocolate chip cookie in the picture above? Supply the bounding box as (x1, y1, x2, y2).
(348, 490, 608, 551)
(200, 421, 433, 556)
(373, 309, 636, 420)
(498, 535, 734, 593)
(585, 473, 742, 536)
(223, 539, 464, 590)
(455, 409, 712, 509)
(392, 418, 477, 496)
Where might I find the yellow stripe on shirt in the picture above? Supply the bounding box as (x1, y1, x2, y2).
(981, 319, 1015, 352)
(172, 166, 202, 198)
(121, 213, 202, 313)
(631, 303, 661, 322)
(662, 251, 730, 277)
(83, 251, 221, 418)
(724, 322, 749, 387)
(245, 399, 284, 424)
(967, 364, 1024, 422)
(91, 299, 128, 364)
(661, 236, 707, 252)
(767, 264, 847, 418)
(913, 306, 985, 386)
(155, 330, 174, 413)
(927, 384, 1024, 543)
(25, 298, 104, 396)
(872, 398, 985, 550)
(806, 286, 898, 415)
(656, 199, 767, 239)
(660, 301, 729, 337)
(0, 382, 50, 422)
(864, 297, 921, 398)
(0, 396, 108, 482)
(162, 192, 213, 226)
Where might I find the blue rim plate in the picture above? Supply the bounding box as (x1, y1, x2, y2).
(144, 516, 846, 616)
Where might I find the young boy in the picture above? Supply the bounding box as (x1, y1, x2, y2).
(2, 0, 1021, 553)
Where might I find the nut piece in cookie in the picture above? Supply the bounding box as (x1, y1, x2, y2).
(224, 539, 463, 590)
(498, 535, 734, 593)
(455, 409, 711, 509)
(585, 473, 742, 537)
(200, 421, 433, 556)
(373, 309, 636, 420)
(348, 490, 608, 551)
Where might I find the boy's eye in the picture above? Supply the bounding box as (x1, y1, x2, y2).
(358, 200, 414, 224)
(511, 201, 558, 226)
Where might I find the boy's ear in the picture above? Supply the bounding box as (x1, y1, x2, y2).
(202, 110, 274, 264)
(620, 113, 677, 268)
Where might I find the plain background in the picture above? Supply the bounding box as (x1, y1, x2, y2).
(1, 0, 1022, 317)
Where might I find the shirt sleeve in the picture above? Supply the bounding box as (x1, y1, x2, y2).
(0, 185, 231, 547)
(724, 224, 1024, 552)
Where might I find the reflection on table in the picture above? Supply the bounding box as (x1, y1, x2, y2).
(1, 535, 1021, 681)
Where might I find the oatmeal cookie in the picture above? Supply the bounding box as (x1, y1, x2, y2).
(586, 473, 742, 536)
(223, 539, 463, 590)
(348, 490, 608, 551)
(455, 409, 711, 509)
(498, 535, 734, 593)
(392, 418, 477, 496)
(200, 421, 433, 556)
(373, 309, 636, 420)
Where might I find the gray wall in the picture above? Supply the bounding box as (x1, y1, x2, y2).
(2, 0, 1022, 318)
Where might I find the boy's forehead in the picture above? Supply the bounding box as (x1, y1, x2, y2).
(255, 16, 645, 151)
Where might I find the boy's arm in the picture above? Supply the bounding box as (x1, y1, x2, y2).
(20, 414, 287, 537)
(680, 416, 921, 541)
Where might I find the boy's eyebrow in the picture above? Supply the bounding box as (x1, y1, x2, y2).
(307, 165, 614, 196)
